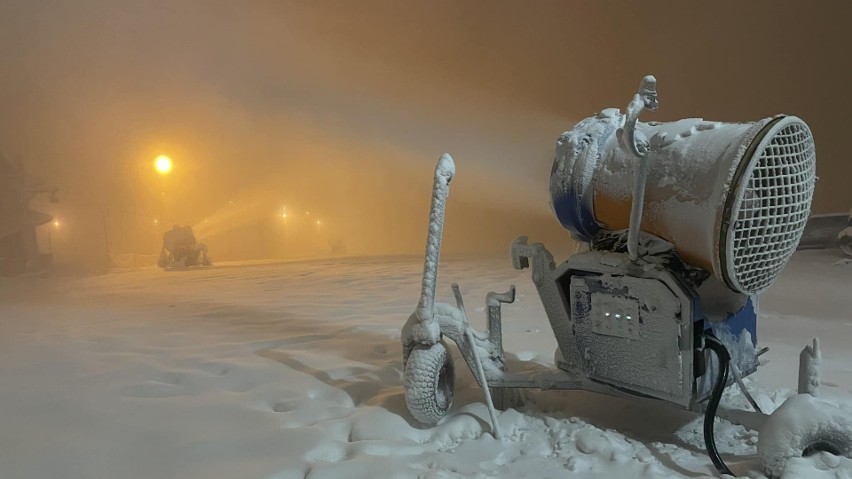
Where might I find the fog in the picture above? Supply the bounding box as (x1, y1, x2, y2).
(2, 0, 851, 269)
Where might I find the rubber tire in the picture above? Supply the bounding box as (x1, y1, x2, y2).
(404, 341, 455, 425)
(759, 394, 852, 478)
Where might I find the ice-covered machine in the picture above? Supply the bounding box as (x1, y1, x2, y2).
(157, 225, 211, 269)
(401, 76, 852, 477)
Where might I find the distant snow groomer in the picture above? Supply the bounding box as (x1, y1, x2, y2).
(157, 225, 211, 269)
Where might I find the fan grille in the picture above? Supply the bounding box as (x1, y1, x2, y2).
(728, 121, 816, 294)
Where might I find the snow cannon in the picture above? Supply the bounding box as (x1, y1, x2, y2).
(550, 96, 816, 294)
(157, 225, 212, 269)
(401, 76, 852, 478)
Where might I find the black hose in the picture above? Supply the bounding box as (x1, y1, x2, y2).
(703, 333, 735, 477)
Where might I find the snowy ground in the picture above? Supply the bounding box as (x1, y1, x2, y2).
(1, 249, 850, 479)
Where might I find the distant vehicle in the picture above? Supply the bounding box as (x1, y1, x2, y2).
(798, 210, 852, 255)
(157, 225, 211, 269)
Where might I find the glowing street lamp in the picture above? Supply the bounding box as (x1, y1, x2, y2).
(154, 155, 173, 175)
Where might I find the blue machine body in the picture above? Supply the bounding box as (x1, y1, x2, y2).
(549, 110, 622, 242)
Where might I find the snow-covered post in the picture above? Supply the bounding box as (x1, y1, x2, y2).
(412, 154, 455, 345)
(798, 338, 821, 397)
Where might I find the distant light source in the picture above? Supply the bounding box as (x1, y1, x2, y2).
(153, 218, 159, 224)
(53, 220, 60, 228)
(316, 220, 321, 225)
(281, 213, 288, 219)
(154, 155, 173, 175)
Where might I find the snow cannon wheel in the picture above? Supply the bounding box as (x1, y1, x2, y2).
(404, 341, 455, 425)
(758, 394, 852, 478)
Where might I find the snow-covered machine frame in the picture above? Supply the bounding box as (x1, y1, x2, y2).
(401, 76, 852, 477)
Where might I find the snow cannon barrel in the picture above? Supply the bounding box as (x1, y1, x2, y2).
(550, 111, 816, 294)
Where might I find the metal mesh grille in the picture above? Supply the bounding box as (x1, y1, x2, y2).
(729, 122, 816, 293)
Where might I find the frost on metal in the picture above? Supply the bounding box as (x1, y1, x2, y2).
(410, 153, 455, 346)
(402, 153, 510, 434)
(759, 394, 852, 478)
(551, 104, 816, 295)
(401, 75, 849, 478)
(617, 74, 658, 262)
(798, 338, 822, 397)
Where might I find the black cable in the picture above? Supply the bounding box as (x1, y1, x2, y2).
(703, 333, 735, 477)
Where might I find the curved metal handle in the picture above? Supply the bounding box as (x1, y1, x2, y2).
(618, 75, 658, 262)
(619, 75, 658, 159)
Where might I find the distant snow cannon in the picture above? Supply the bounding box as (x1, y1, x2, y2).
(550, 85, 816, 294)
(157, 225, 212, 270)
(401, 76, 851, 478)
